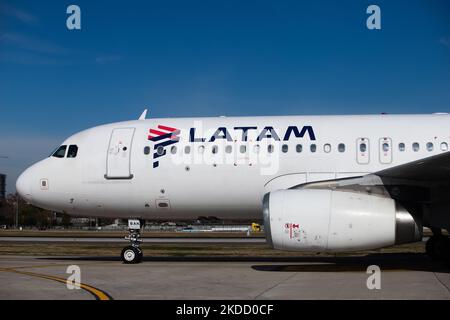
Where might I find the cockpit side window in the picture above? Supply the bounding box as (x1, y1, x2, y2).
(52, 145, 67, 158)
(67, 145, 78, 158)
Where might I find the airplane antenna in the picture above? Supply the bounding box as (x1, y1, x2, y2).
(138, 109, 148, 120)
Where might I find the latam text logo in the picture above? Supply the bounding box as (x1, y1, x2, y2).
(147, 124, 316, 170)
(189, 126, 315, 142)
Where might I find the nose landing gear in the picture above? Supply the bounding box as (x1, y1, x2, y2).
(121, 219, 143, 264)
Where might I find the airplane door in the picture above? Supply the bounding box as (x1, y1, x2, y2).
(356, 138, 370, 164)
(105, 128, 135, 179)
(379, 137, 392, 164)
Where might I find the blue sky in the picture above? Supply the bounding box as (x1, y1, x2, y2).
(1, 0, 449, 193)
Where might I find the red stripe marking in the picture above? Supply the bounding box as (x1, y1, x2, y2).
(158, 125, 177, 132)
(149, 129, 167, 136)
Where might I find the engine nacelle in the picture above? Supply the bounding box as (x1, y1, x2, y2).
(263, 189, 422, 252)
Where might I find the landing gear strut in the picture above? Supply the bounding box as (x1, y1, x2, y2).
(121, 219, 143, 264)
(425, 229, 450, 262)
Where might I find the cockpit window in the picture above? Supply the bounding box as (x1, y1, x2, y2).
(67, 145, 78, 158)
(52, 145, 67, 158)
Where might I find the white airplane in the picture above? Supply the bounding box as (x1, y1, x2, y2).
(16, 111, 450, 263)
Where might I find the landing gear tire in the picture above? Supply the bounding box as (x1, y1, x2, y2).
(122, 219, 144, 264)
(426, 236, 450, 262)
(121, 246, 143, 264)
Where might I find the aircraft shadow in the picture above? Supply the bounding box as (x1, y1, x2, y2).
(39, 252, 450, 273)
(251, 253, 450, 273)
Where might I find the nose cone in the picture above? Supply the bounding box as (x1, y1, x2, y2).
(16, 169, 32, 200)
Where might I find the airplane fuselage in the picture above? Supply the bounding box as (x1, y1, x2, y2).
(16, 114, 450, 220)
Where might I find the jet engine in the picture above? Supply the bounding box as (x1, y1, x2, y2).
(263, 189, 422, 252)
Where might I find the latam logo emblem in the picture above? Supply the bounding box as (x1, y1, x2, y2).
(148, 125, 180, 168)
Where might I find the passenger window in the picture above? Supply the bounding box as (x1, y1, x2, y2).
(426, 142, 434, 152)
(296, 144, 302, 153)
(398, 143, 405, 152)
(67, 145, 78, 158)
(441, 142, 448, 151)
(357, 138, 370, 164)
(338, 143, 345, 153)
(282, 144, 288, 153)
(324, 144, 331, 153)
(310, 144, 317, 153)
(225, 145, 232, 153)
(268, 145, 274, 153)
(412, 142, 420, 152)
(382, 143, 389, 152)
(156, 146, 164, 156)
(52, 145, 67, 158)
(184, 146, 191, 154)
(144, 146, 150, 155)
(212, 145, 218, 154)
(240, 145, 246, 153)
(198, 146, 205, 154)
(170, 146, 177, 154)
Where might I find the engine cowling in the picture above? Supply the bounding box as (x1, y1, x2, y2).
(263, 189, 422, 252)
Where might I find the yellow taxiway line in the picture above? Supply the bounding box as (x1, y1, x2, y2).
(0, 267, 113, 300)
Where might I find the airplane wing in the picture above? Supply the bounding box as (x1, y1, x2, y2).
(375, 151, 450, 183)
(293, 152, 450, 205)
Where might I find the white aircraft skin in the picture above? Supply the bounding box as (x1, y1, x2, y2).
(16, 113, 450, 222)
(16, 113, 450, 261)
(16, 114, 450, 219)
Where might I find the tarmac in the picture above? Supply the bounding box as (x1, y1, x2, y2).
(0, 237, 265, 243)
(1, 253, 449, 300)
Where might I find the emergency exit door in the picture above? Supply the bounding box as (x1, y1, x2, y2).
(105, 128, 135, 179)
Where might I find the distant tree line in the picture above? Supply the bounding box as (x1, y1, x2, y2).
(0, 193, 71, 228)
(0, 194, 262, 229)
